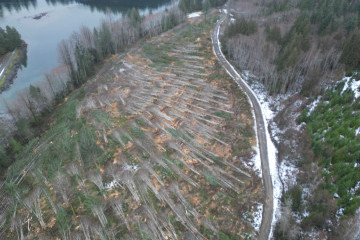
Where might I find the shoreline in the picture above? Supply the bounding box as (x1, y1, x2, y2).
(0, 43, 27, 94)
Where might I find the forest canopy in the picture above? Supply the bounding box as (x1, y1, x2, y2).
(0, 26, 22, 56)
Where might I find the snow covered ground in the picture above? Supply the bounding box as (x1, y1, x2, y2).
(279, 158, 299, 191)
(187, 12, 202, 19)
(342, 76, 360, 98)
(252, 203, 263, 232)
(251, 145, 262, 176)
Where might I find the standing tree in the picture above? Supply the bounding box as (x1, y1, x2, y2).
(128, 8, 142, 29)
(179, 0, 191, 13)
(0, 145, 10, 169)
(15, 117, 33, 142)
(340, 31, 360, 71)
(203, 0, 211, 20)
(0, 26, 22, 56)
(58, 40, 79, 87)
(6, 26, 22, 50)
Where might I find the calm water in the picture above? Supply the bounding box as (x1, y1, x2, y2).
(0, 0, 171, 102)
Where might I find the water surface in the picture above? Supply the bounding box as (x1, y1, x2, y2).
(0, 0, 171, 102)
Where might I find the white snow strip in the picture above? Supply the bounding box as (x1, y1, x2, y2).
(341, 77, 351, 94)
(308, 96, 321, 116)
(252, 145, 262, 176)
(351, 80, 360, 98)
(187, 12, 202, 19)
(123, 62, 132, 69)
(349, 181, 360, 195)
(250, 105, 262, 176)
(355, 127, 360, 136)
(213, 16, 281, 238)
(0, 68, 5, 78)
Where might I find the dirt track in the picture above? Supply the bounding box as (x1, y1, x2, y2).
(211, 11, 274, 240)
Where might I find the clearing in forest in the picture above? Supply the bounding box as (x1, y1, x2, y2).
(1, 17, 263, 239)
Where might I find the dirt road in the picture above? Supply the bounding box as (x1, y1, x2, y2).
(211, 12, 274, 240)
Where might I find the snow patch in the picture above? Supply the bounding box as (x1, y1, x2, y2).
(351, 80, 360, 98)
(0, 68, 5, 78)
(252, 203, 263, 232)
(342, 76, 360, 98)
(124, 164, 139, 172)
(119, 68, 125, 73)
(187, 12, 202, 19)
(271, 122, 281, 143)
(355, 127, 360, 136)
(251, 145, 262, 176)
(123, 62, 132, 69)
(348, 181, 360, 195)
(336, 207, 345, 218)
(105, 180, 119, 190)
(279, 160, 299, 191)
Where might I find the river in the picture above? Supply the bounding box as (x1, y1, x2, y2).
(0, 0, 172, 105)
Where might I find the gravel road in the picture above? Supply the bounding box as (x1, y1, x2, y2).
(212, 12, 274, 240)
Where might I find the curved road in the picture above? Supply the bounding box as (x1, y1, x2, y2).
(211, 13, 273, 240)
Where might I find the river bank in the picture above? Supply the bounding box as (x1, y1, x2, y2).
(0, 43, 27, 94)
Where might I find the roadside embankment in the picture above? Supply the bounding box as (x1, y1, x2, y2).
(0, 43, 27, 93)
